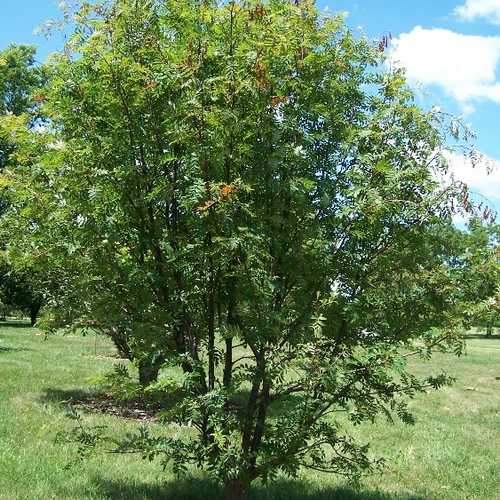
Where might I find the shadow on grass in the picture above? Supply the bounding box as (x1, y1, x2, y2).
(464, 334, 500, 340)
(40, 387, 96, 404)
(0, 320, 33, 329)
(0, 345, 32, 353)
(93, 478, 425, 500)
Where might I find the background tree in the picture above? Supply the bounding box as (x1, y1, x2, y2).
(456, 218, 499, 336)
(3, 1, 497, 499)
(0, 44, 45, 324)
(0, 260, 43, 325)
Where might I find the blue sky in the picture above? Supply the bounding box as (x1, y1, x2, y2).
(1, 0, 499, 214)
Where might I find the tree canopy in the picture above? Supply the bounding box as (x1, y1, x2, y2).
(1, 1, 498, 499)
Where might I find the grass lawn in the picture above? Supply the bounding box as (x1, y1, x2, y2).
(0, 323, 498, 499)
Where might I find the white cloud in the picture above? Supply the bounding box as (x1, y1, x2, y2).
(444, 150, 500, 202)
(455, 0, 500, 24)
(390, 26, 500, 109)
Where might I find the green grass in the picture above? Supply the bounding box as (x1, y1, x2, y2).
(0, 323, 498, 499)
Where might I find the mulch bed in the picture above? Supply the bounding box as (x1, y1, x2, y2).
(63, 393, 160, 422)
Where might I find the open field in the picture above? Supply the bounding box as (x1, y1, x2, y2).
(0, 323, 498, 500)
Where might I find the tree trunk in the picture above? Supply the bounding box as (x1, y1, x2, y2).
(486, 323, 493, 337)
(223, 337, 233, 388)
(109, 327, 133, 360)
(224, 479, 248, 500)
(29, 302, 41, 327)
(138, 357, 164, 386)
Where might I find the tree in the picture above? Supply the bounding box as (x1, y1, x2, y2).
(0, 262, 42, 325)
(3, 1, 494, 498)
(0, 44, 45, 325)
(479, 295, 499, 337)
(456, 218, 499, 337)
